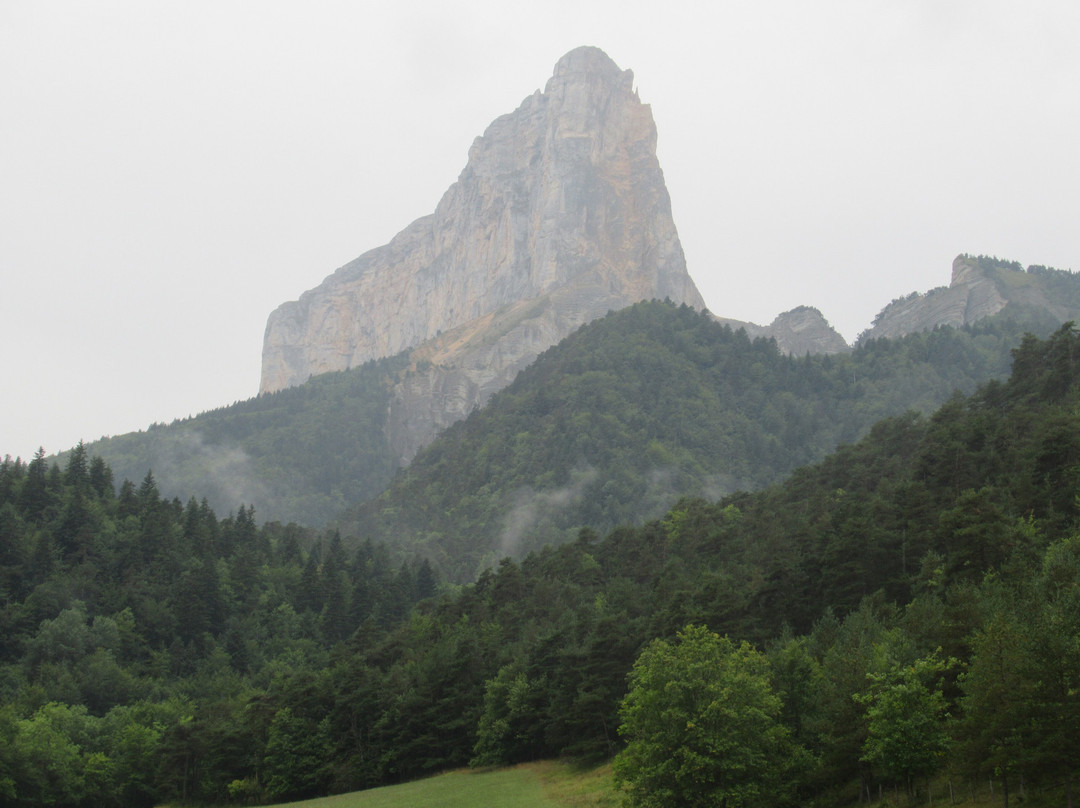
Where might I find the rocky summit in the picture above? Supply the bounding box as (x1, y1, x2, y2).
(262, 47, 703, 386)
(256, 46, 875, 465)
(715, 306, 850, 356)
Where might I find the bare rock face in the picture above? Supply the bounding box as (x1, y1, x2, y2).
(713, 306, 850, 356)
(261, 47, 705, 403)
(384, 291, 606, 461)
(766, 307, 850, 355)
(860, 254, 1075, 342)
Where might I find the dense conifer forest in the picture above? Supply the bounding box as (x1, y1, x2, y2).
(2, 324, 1079, 806)
(342, 300, 1062, 580)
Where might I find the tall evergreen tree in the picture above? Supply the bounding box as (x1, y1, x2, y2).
(19, 448, 51, 523)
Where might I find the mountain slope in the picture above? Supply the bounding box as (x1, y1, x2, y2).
(8, 326, 1080, 804)
(86, 353, 408, 526)
(80, 258, 1075, 533)
(338, 300, 1058, 580)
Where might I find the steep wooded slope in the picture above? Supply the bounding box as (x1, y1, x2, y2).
(86, 353, 408, 526)
(339, 300, 1058, 580)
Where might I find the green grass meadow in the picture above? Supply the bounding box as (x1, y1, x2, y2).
(266, 762, 620, 808)
(184, 762, 1069, 808)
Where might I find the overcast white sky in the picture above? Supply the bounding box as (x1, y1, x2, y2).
(2, 1, 1078, 461)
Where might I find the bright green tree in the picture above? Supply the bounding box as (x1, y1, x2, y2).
(855, 654, 949, 796)
(10, 703, 98, 806)
(614, 624, 806, 808)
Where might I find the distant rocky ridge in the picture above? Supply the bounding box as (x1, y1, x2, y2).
(860, 254, 1079, 342)
(716, 254, 1079, 356)
(716, 306, 850, 356)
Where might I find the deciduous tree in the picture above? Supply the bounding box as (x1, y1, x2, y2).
(614, 624, 806, 808)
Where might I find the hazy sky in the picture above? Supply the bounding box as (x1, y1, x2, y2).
(2, 1, 1078, 461)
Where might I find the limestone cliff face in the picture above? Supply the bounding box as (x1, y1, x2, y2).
(261, 46, 705, 402)
(860, 255, 1076, 342)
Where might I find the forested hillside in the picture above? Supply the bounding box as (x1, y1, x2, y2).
(80, 271, 1073, 537)
(341, 300, 1061, 580)
(2, 325, 1078, 806)
(85, 352, 409, 526)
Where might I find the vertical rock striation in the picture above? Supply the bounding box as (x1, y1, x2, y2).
(260, 46, 705, 401)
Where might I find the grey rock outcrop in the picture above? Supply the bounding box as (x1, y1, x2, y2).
(860, 254, 1078, 342)
(766, 307, 851, 355)
(261, 46, 704, 401)
(714, 306, 850, 356)
(385, 295, 584, 462)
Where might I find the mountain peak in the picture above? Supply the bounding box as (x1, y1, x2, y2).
(260, 48, 705, 458)
(549, 45, 628, 85)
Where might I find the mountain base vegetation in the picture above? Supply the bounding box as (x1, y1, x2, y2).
(3, 324, 1080, 806)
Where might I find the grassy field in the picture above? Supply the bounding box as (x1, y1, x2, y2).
(204, 764, 1068, 808)
(267, 761, 621, 808)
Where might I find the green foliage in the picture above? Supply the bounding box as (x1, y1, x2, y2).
(471, 661, 546, 767)
(263, 707, 333, 800)
(856, 655, 950, 793)
(955, 603, 1034, 804)
(1030, 537, 1080, 796)
(0, 441, 445, 806)
(6, 320, 1080, 806)
(954, 533, 1080, 805)
(614, 625, 806, 808)
(80, 352, 409, 527)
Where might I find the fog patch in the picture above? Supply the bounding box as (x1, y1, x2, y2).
(498, 466, 598, 559)
(641, 466, 745, 515)
(700, 472, 742, 502)
(646, 465, 676, 490)
(638, 464, 682, 519)
(146, 431, 271, 516)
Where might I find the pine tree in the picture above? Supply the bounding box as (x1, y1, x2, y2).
(63, 441, 90, 493)
(87, 455, 114, 500)
(19, 448, 51, 523)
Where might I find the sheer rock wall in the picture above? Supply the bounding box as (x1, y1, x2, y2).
(261, 47, 704, 396)
(259, 47, 709, 462)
